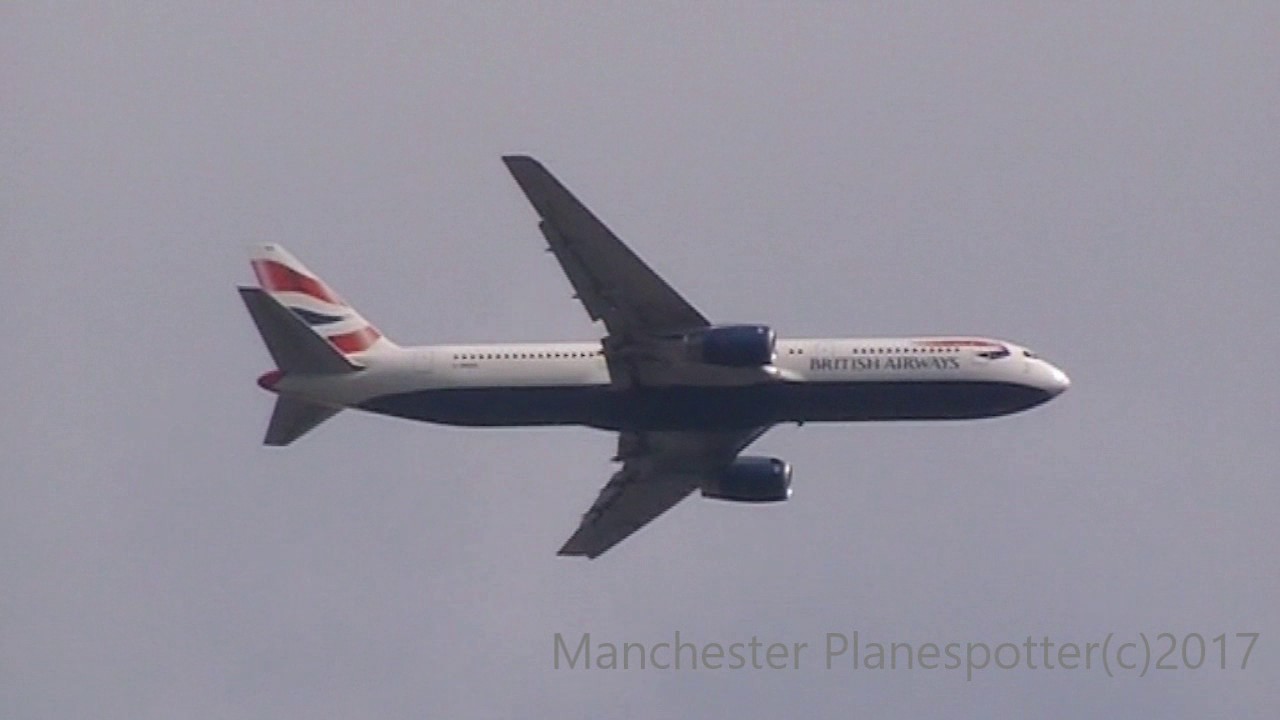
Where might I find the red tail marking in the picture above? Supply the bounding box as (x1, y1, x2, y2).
(327, 327, 382, 354)
(252, 259, 344, 305)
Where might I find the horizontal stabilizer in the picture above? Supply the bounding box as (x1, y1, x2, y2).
(264, 397, 341, 446)
(238, 287, 356, 374)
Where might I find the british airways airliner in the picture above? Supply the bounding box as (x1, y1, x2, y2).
(239, 156, 1070, 558)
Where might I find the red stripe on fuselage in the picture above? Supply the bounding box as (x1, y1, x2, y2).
(915, 339, 1001, 348)
(252, 259, 345, 305)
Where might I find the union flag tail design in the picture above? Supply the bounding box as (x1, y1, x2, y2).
(249, 244, 397, 356)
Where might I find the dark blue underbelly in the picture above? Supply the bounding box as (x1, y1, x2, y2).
(358, 381, 1053, 431)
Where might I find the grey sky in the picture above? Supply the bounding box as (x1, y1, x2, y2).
(4, 3, 1277, 718)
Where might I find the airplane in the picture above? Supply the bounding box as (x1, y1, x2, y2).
(239, 155, 1070, 558)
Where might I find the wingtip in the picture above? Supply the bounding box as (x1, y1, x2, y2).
(556, 542, 596, 559)
(502, 154, 543, 172)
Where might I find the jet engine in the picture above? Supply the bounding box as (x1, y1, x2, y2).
(684, 324, 776, 367)
(701, 456, 792, 502)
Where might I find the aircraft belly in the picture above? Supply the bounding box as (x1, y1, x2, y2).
(358, 380, 1053, 431)
(777, 380, 1053, 422)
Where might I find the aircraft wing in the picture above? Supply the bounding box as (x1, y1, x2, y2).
(502, 155, 708, 337)
(558, 427, 769, 558)
(504, 155, 732, 387)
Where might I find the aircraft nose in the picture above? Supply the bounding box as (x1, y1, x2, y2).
(1047, 364, 1071, 395)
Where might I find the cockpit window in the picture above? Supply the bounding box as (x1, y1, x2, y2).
(977, 346, 1011, 360)
(1022, 349, 1038, 359)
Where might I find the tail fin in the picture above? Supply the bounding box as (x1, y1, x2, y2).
(249, 244, 397, 358)
(240, 244, 396, 445)
(239, 287, 357, 374)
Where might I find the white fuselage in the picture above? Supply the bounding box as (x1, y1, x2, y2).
(273, 336, 1070, 432)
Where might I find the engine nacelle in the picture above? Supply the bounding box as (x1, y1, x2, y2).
(685, 324, 776, 367)
(701, 456, 792, 503)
